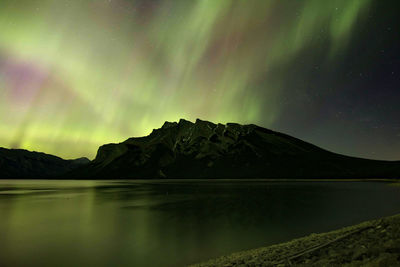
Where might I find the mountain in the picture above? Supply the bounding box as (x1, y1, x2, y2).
(0, 147, 90, 179)
(69, 119, 400, 179)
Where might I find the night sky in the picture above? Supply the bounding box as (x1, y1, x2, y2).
(0, 0, 399, 160)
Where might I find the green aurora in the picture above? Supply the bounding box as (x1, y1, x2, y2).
(0, 0, 372, 159)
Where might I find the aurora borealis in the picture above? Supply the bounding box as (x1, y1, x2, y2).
(0, 0, 399, 160)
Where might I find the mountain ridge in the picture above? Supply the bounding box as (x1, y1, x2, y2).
(69, 119, 400, 179)
(0, 147, 89, 179)
(1, 119, 399, 179)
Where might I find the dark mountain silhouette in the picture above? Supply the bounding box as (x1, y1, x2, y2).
(0, 147, 89, 179)
(68, 119, 400, 179)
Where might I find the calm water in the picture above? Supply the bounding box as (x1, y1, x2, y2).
(1, 180, 400, 267)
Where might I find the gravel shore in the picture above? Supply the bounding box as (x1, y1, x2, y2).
(189, 213, 400, 267)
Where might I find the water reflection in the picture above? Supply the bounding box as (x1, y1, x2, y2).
(0, 180, 400, 267)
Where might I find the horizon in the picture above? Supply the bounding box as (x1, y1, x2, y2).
(1, 117, 399, 162)
(1, 0, 399, 160)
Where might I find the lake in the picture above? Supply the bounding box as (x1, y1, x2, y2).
(0, 180, 400, 267)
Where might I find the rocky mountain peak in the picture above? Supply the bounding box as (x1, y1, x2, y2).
(68, 119, 400, 179)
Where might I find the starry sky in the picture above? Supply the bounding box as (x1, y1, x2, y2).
(0, 0, 399, 160)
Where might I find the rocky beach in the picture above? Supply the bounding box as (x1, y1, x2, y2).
(190, 213, 400, 267)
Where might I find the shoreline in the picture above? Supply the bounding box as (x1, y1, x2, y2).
(0, 178, 399, 182)
(189, 213, 400, 267)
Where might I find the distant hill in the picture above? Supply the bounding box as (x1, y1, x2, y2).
(67, 119, 400, 179)
(0, 147, 89, 179)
